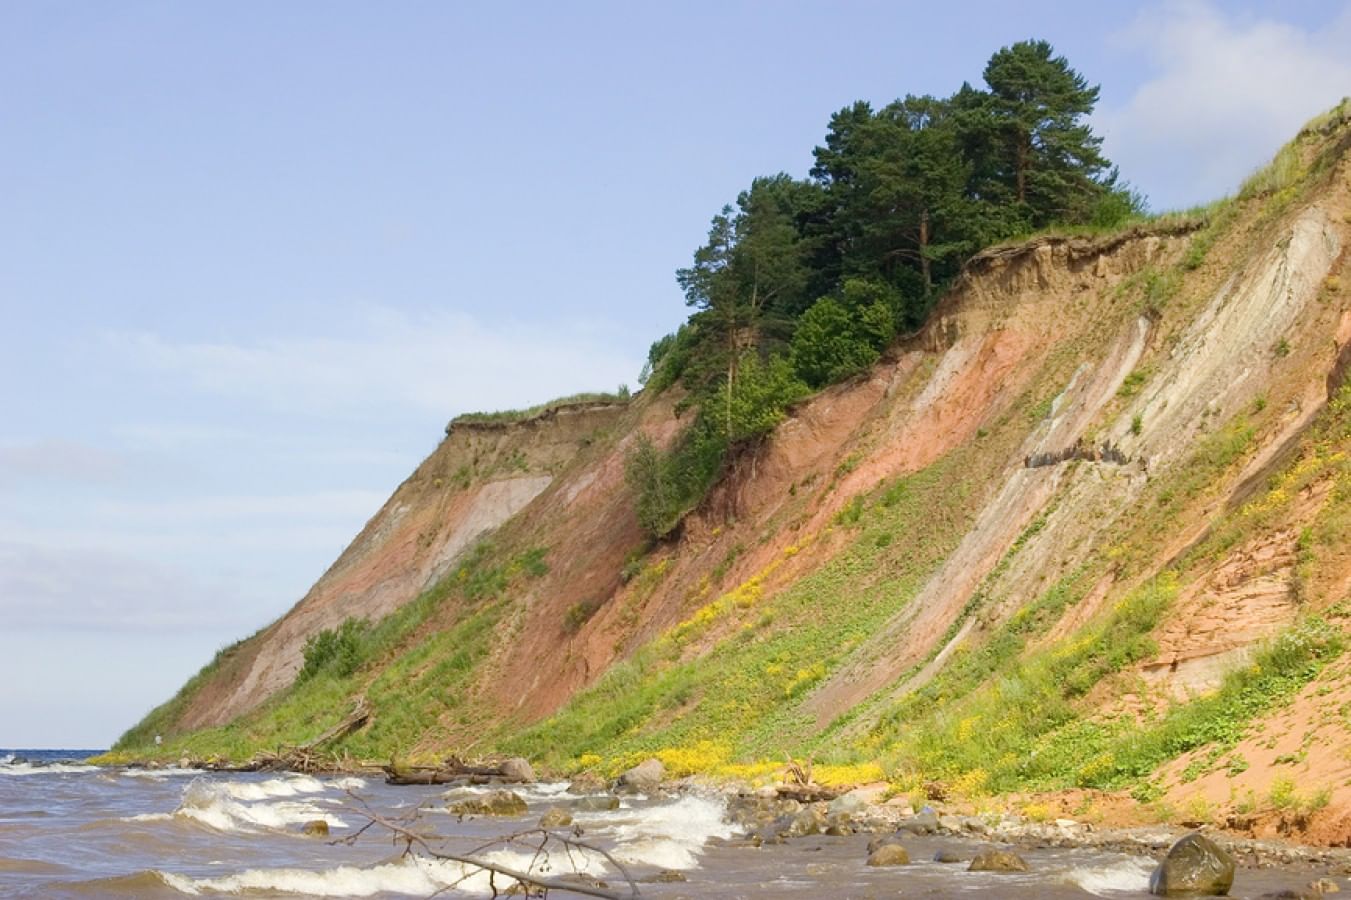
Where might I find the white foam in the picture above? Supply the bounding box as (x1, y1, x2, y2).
(219, 775, 326, 801)
(175, 778, 347, 833)
(0, 760, 99, 776)
(328, 776, 367, 791)
(160, 850, 608, 897)
(120, 813, 173, 823)
(1063, 857, 1155, 895)
(583, 794, 734, 870)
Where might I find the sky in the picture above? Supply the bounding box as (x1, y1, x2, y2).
(2, 1, 1349, 749)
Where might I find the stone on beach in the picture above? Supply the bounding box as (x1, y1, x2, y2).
(867, 843, 911, 866)
(614, 758, 664, 793)
(1149, 832, 1234, 896)
(968, 847, 1029, 872)
(449, 789, 528, 817)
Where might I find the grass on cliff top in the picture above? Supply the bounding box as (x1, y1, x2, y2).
(450, 389, 631, 427)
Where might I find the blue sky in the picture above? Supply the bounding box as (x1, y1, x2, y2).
(2, 1, 1349, 748)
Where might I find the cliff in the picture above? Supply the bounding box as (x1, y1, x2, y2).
(118, 104, 1351, 844)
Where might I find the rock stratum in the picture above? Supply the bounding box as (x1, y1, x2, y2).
(118, 105, 1351, 846)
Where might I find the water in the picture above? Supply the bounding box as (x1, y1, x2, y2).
(0, 752, 1342, 898)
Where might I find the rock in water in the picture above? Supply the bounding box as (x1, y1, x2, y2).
(539, 807, 573, 828)
(968, 848, 1029, 872)
(1149, 832, 1234, 896)
(933, 848, 965, 863)
(787, 804, 828, 837)
(867, 843, 911, 866)
(899, 809, 940, 834)
(614, 758, 664, 793)
(450, 789, 528, 817)
(498, 757, 535, 784)
(301, 819, 329, 836)
(575, 794, 621, 811)
(828, 792, 866, 817)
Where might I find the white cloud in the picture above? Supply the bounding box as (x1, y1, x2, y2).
(105, 306, 644, 422)
(1099, 1, 1351, 210)
(0, 541, 246, 631)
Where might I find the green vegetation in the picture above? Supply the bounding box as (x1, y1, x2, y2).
(507, 449, 982, 770)
(112, 633, 258, 750)
(297, 618, 370, 682)
(450, 390, 630, 428)
(112, 542, 551, 758)
(632, 38, 1139, 539)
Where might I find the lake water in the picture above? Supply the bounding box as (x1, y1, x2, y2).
(0, 751, 1342, 898)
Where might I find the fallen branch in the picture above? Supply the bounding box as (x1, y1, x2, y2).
(340, 793, 641, 899)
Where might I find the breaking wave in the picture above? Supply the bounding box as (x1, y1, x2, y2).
(583, 794, 734, 870)
(1061, 856, 1155, 895)
(174, 777, 346, 833)
(161, 849, 608, 897)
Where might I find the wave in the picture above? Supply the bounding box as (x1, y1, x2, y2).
(160, 850, 608, 897)
(1060, 857, 1155, 895)
(174, 778, 347, 833)
(0, 856, 69, 874)
(583, 794, 734, 870)
(119, 766, 205, 780)
(0, 759, 99, 776)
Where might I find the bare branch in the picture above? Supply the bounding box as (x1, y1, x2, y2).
(338, 796, 642, 899)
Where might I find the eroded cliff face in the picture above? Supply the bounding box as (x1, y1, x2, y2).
(179, 401, 634, 729)
(145, 112, 1351, 841)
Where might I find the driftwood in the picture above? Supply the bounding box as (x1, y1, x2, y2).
(383, 755, 522, 786)
(193, 699, 377, 774)
(774, 783, 843, 803)
(299, 698, 370, 751)
(339, 792, 641, 899)
(774, 753, 845, 802)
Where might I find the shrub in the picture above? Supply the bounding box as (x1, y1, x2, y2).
(298, 617, 370, 683)
(564, 599, 603, 634)
(790, 281, 897, 388)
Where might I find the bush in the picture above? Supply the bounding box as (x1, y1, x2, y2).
(790, 281, 898, 388)
(564, 599, 603, 633)
(298, 618, 369, 683)
(719, 354, 809, 443)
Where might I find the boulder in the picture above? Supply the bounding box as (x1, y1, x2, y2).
(968, 848, 1029, 872)
(450, 789, 528, 817)
(867, 834, 906, 855)
(1148, 833, 1234, 897)
(574, 794, 621, 811)
(301, 819, 329, 837)
(899, 809, 940, 835)
(614, 758, 664, 793)
(787, 804, 828, 837)
(828, 792, 867, 818)
(933, 848, 965, 864)
(498, 757, 535, 784)
(824, 811, 854, 836)
(539, 808, 573, 828)
(867, 843, 911, 866)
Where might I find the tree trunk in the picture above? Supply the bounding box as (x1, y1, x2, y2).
(919, 208, 931, 295)
(1016, 132, 1029, 205)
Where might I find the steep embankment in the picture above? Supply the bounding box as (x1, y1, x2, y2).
(120, 105, 1351, 843)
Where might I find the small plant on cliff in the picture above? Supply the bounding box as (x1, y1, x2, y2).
(298, 617, 370, 683)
